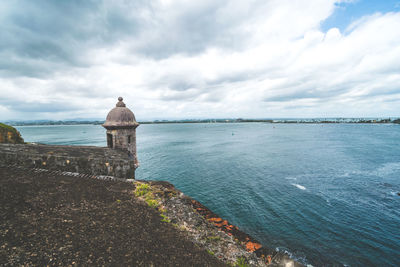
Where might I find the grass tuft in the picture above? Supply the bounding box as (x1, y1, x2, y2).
(160, 213, 171, 223)
(145, 198, 160, 209)
(235, 257, 249, 267)
(135, 183, 150, 197)
(134, 182, 171, 223)
(207, 250, 215, 256)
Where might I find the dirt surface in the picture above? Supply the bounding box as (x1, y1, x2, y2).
(0, 167, 227, 266)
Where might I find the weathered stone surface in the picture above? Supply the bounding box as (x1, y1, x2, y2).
(102, 97, 139, 128)
(102, 97, 139, 168)
(0, 123, 24, 144)
(0, 144, 135, 178)
(105, 128, 138, 166)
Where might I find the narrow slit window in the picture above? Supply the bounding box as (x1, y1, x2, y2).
(128, 135, 131, 144)
(107, 134, 113, 148)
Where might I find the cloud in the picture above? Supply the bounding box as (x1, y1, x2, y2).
(0, 0, 399, 120)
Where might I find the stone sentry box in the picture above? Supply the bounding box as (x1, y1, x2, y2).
(102, 97, 139, 169)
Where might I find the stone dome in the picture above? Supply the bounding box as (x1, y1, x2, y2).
(102, 97, 139, 129)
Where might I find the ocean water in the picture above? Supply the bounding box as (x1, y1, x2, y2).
(16, 123, 400, 267)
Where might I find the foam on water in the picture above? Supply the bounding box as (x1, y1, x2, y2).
(275, 247, 313, 267)
(347, 162, 400, 178)
(374, 162, 400, 177)
(292, 184, 306, 190)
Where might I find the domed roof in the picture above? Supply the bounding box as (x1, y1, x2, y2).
(102, 97, 139, 129)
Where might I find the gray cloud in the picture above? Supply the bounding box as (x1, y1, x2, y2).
(0, 1, 400, 120)
(0, 0, 251, 79)
(0, 0, 148, 77)
(263, 78, 360, 103)
(132, 1, 248, 59)
(0, 98, 80, 113)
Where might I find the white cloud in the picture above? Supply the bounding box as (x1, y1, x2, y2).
(0, 0, 399, 120)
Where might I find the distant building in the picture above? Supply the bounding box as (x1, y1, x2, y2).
(102, 97, 139, 170)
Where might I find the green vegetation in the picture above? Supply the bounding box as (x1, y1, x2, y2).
(135, 183, 158, 209)
(207, 250, 215, 256)
(134, 183, 150, 197)
(145, 198, 160, 209)
(134, 182, 171, 223)
(6, 117, 400, 126)
(206, 236, 221, 242)
(235, 257, 249, 267)
(160, 213, 171, 223)
(0, 123, 24, 144)
(0, 123, 16, 131)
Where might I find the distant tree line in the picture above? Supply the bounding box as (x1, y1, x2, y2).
(4, 118, 400, 126)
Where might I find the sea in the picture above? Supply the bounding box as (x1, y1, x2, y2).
(15, 123, 400, 267)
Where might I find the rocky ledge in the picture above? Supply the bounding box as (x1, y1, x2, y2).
(134, 180, 304, 267)
(0, 123, 24, 144)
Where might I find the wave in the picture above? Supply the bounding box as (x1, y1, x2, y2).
(292, 183, 306, 190)
(337, 162, 400, 178)
(275, 247, 314, 267)
(374, 162, 400, 177)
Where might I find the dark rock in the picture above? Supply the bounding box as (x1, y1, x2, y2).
(142, 181, 305, 267)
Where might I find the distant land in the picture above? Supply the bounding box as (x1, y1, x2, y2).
(4, 118, 400, 126)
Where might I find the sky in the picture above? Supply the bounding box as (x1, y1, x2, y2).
(1, 0, 400, 121)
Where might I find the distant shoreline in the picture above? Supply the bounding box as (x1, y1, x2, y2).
(5, 118, 400, 126)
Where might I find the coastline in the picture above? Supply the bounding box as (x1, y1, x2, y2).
(133, 180, 304, 267)
(5, 117, 399, 126)
(0, 165, 303, 267)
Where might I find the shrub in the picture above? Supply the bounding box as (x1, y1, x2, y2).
(145, 198, 159, 209)
(160, 213, 171, 223)
(135, 183, 150, 197)
(235, 257, 249, 267)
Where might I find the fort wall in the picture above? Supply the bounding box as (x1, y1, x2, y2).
(0, 143, 136, 178)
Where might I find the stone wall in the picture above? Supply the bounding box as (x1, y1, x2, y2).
(106, 128, 138, 167)
(0, 143, 136, 178)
